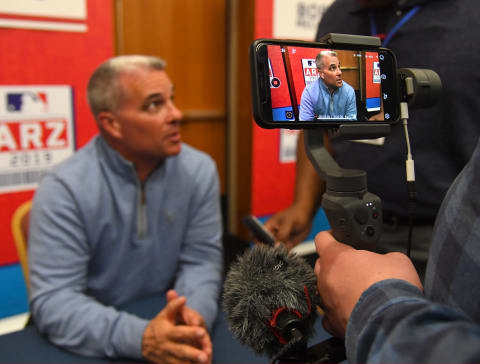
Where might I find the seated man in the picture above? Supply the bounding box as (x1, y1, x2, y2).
(299, 50, 357, 121)
(28, 55, 223, 363)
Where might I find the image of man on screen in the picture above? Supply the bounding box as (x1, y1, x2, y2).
(299, 50, 357, 121)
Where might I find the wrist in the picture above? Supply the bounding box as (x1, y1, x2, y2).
(291, 199, 318, 219)
(141, 323, 155, 360)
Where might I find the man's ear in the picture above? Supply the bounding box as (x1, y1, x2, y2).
(319, 70, 325, 80)
(97, 111, 122, 139)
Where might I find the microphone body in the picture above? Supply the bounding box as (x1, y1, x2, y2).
(222, 245, 320, 358)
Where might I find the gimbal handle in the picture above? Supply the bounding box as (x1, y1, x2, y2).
(304, 128, 386, 251)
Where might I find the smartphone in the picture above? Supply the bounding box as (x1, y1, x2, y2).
(242, 215, 276, 246)
(250, 38, 400, 129)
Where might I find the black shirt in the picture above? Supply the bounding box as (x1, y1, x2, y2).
(316, 0, 480, 218)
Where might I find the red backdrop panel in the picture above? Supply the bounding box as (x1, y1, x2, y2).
(0, 0, 114, 266)
(252, 0, 297, 217)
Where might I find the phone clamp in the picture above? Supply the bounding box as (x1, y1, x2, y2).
(319, 33, 381, 48)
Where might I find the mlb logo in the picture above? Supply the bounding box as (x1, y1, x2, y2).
(302, 58, 319, 85)
(373, 62, 381, 84)
(7, 92, 48, 113)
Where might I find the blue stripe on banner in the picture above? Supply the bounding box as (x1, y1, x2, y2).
(272, 106, 296, 121)
(366, 97, 381, 111)
(0, 264, 29, 319)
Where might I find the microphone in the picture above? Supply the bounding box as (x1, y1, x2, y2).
(222, 244, 321, 359)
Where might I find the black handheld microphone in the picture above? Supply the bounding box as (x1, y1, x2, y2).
(222, 244, 320, 360)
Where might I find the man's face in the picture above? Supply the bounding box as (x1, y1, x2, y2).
(111, 68, 183, 163)
(319, 54, 343, 91)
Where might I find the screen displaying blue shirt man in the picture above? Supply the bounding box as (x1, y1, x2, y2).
(299, 50, 357, 121)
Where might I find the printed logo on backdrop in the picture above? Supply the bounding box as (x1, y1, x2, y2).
(302, 59, 320, 85)
(373, 61, 381, 84)
(7, 92, 48, 113)
(273, 0, 335, 41)
(0, 86, 75, 194)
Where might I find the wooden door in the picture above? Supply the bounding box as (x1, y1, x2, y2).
(115, 0, 227, 193)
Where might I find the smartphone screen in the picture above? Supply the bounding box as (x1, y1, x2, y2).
(250, 39, 400, 128)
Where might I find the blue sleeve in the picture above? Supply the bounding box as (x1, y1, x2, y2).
(299, 84, 316, 121)
(346, 279, 480, 363)
(28, 175, 148, 360)
(346, 87, 357, 119)
(173, 157, 224, 330)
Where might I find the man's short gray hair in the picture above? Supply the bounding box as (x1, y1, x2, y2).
(87, 55, 166, 117)
(315, 50, 338, 70)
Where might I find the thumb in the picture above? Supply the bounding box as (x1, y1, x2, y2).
(166, 289, 179, 303)
(314, 230, 351, 260)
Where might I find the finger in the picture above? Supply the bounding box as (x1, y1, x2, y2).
(167, 289, 179, 303)
(163, 296, 187, 322)
(322, 314, 334, 335)
(322, 314, 344, 338)
(274, 240, 284, 248)
(182, 308, 203, 327)
(313, 259, 328, 313)
(276, 218, 295, 244)
(263, 218, 279, 234)
(284, 232, 307, 250)
(314, 257, 321, 277)
(166, 341, 209, 364)
(168, 325, 207, 343)
(199, 331, 213, 356)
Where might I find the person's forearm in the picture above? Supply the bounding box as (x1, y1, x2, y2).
(174, 260, 223, 329)
(31, 292, 148, 359)
(347, 280, 480, 363)
(175, 162, 223, 329)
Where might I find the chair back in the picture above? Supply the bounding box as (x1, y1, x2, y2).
(11, 200, 32, 292)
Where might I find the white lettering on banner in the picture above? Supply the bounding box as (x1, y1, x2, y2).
(0, 124, 17, 150)
(0, 120, 67, 151)
(46, 121, 67, 148)
(274, 0, 334, 40)
(20, 123, 42, 150)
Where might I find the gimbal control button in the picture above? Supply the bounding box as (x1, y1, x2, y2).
(366, 226, 375, 237)
(354, 207, 369, 225)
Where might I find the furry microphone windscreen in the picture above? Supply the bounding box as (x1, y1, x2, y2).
(222, 244, 320, 358)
